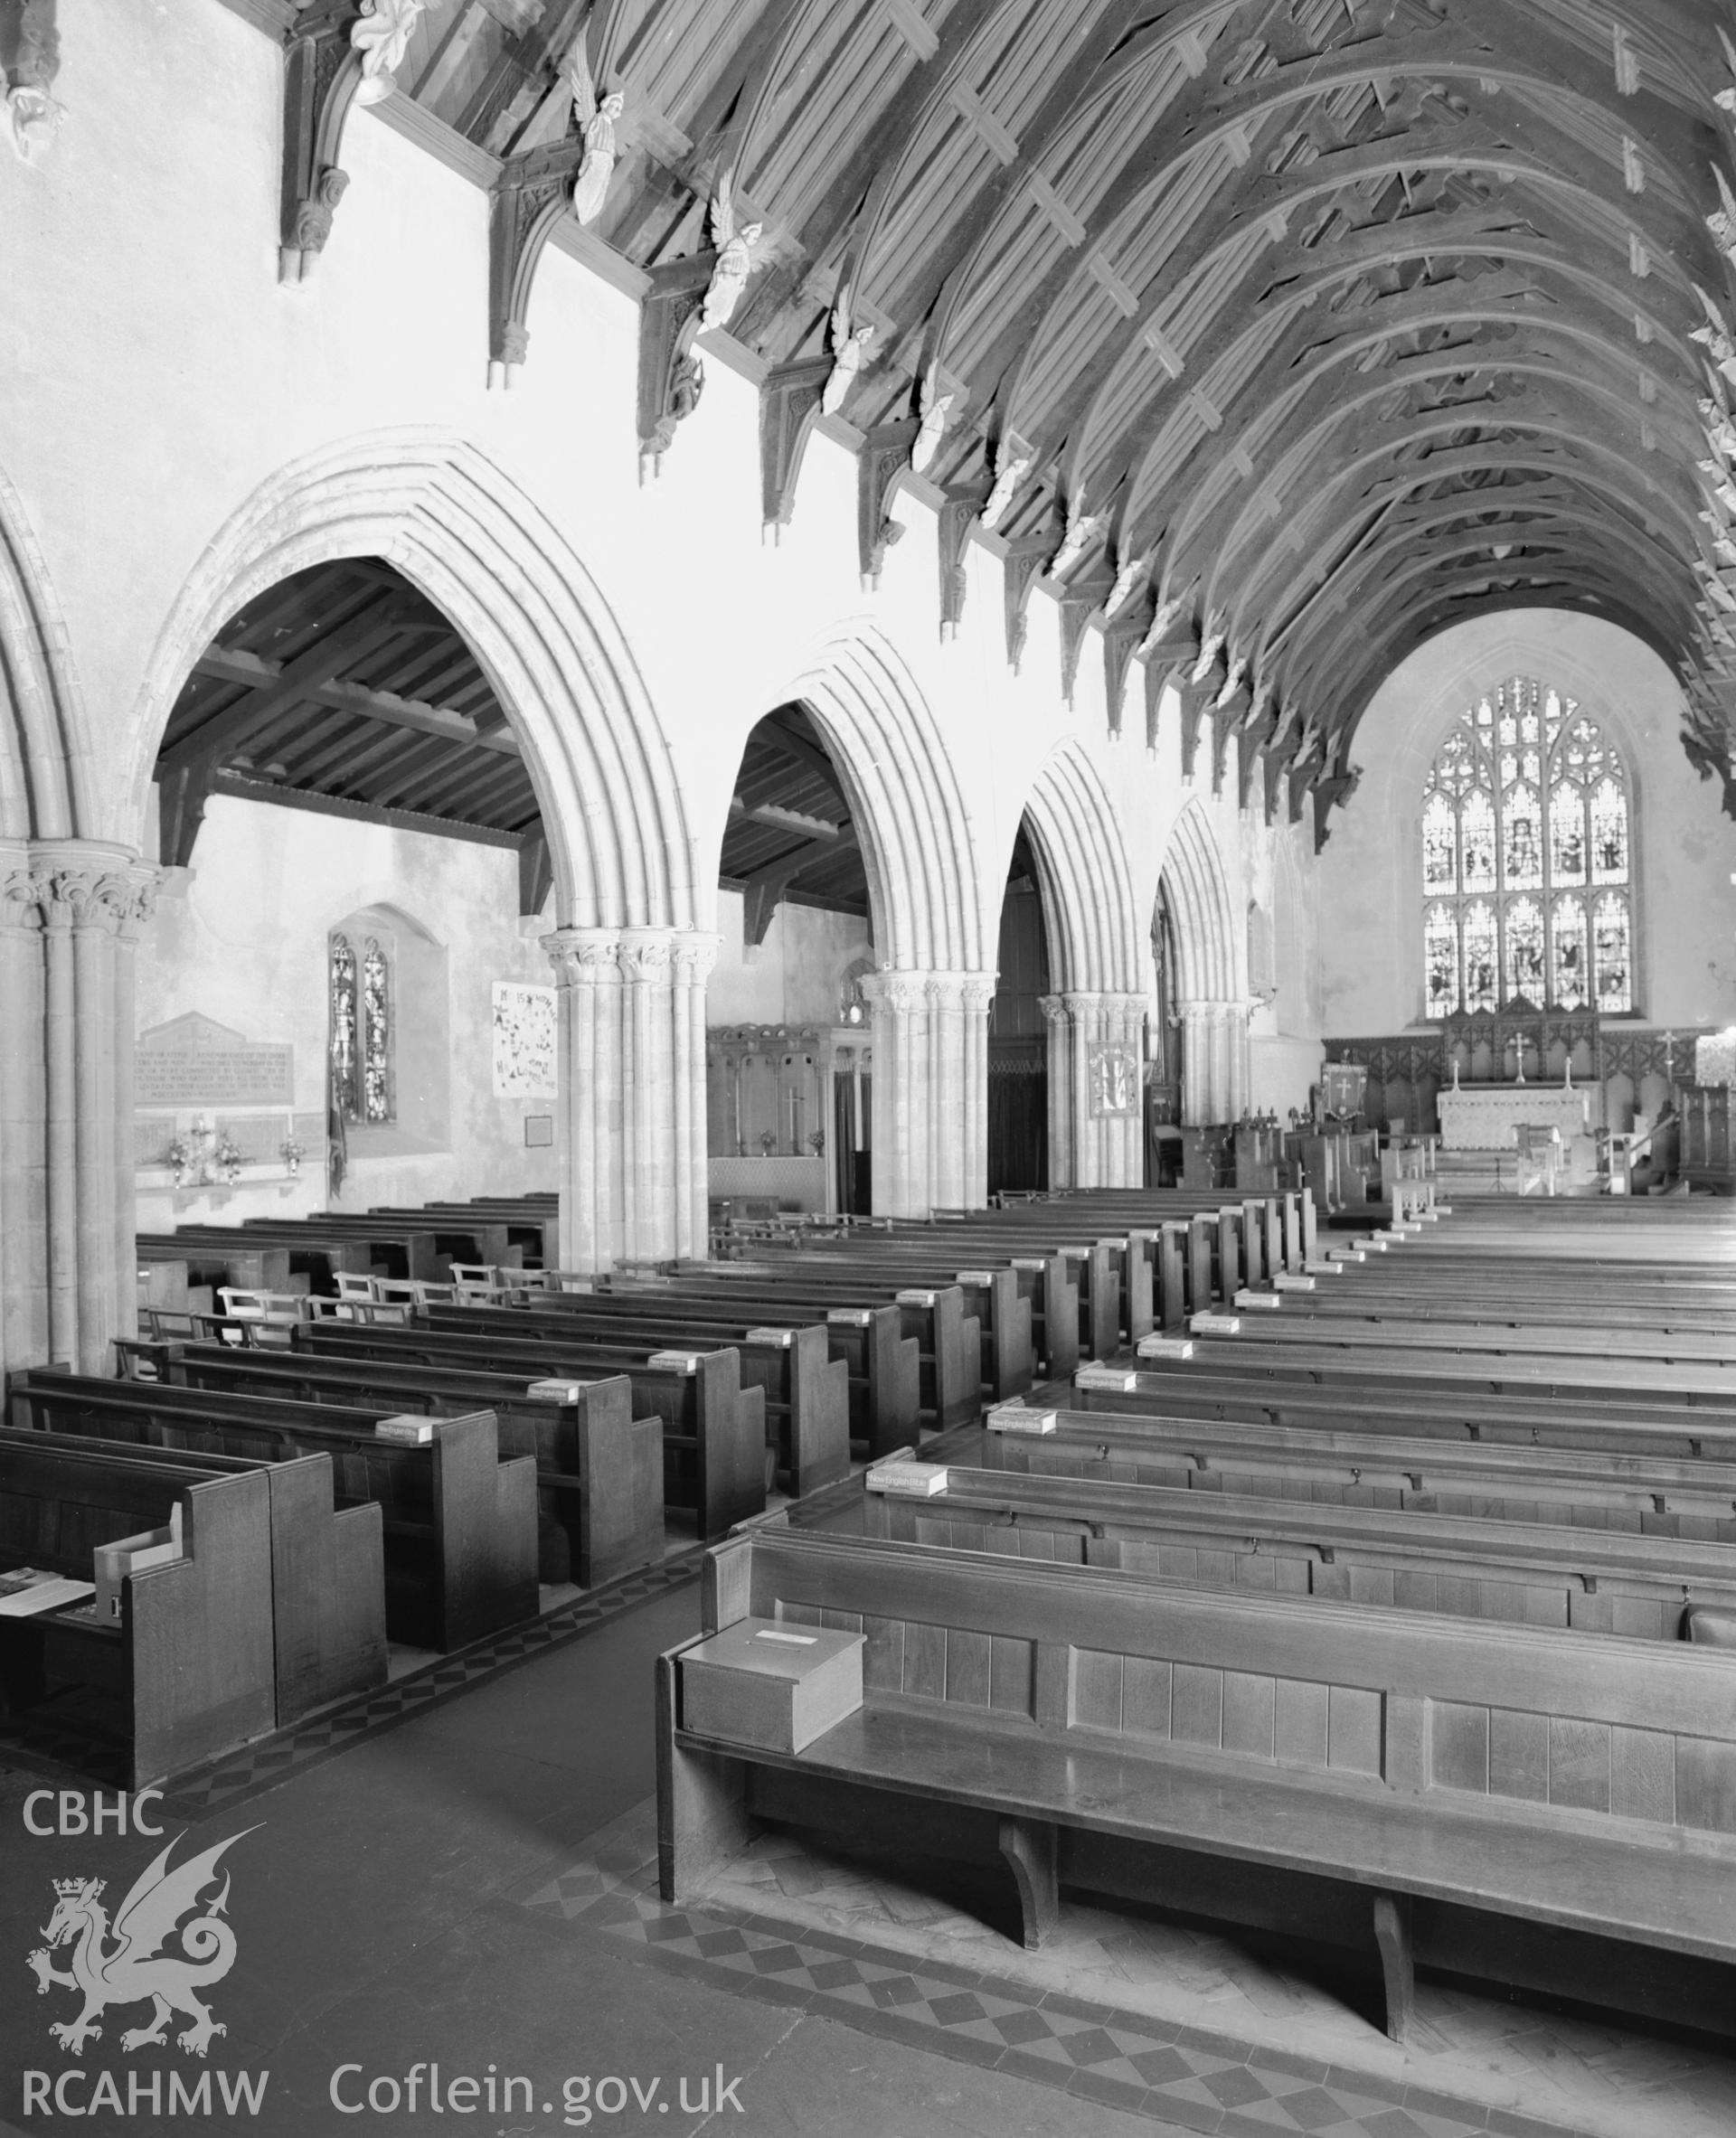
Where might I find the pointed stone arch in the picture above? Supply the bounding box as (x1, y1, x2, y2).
(125, 430, 714, 1270)
(1021, 739, 1148, 1187)
(0, 466, 137, 1377)
(1159, 798, 1247, 1123)
(785, 624, 992, 1213)
(0, 462, 96, 843)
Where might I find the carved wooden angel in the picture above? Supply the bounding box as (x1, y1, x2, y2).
(910, 374, 953, 475)
(352, 0, 426, 107)
(1718, 25, 1736, 113)
(1190, 616, 1228, 683)
(822, 288, 874, 415)
(562, 40, 624, 228)
(1213, 651, 1250, 711)
(1709, 165, 1736, 267)
(700, 172, 762, 334)
(1049, 494, 1104, 579)
(7, 82, 63, 165)
(1137, 596, 1184, 658)
(980, 447, 1030, 530)
(1106, 552, 1150, 616)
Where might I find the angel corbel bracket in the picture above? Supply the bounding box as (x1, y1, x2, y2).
(1000, 534, 1052, 673)
(1058, 581, 1110, 705)
(857, 419, 921, 589)
(637, 255, 715, 476)
(760, 358, 835, 534)
(488, 138, 589, 387)
(937, 492, 986, 641)
(1101, 605, 1147, 741)
(278, 0, 422, 284)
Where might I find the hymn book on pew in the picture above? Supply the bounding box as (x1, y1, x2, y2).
(0, 1567, 97, 1617)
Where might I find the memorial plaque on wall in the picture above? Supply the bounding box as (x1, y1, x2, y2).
(493, 982, 559, 1097)
(136, 1013, 295, 1107)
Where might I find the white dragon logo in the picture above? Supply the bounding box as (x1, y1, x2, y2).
(26, 1828, 256, 2058)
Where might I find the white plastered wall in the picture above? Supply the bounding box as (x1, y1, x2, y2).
(0, 0, 1324, 1355)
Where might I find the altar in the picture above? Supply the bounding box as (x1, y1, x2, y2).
(1437, 1083, 1590, 1151)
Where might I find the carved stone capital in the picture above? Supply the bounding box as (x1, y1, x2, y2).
(542, 926, 623, 985)
(0, 865, 51, 930)
(672, 932, 720, 984)
(618, 928, 678, 983)
(958, 975, 997, 1014)
(858, 969, 928, 1016)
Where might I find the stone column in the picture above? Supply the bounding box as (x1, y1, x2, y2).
(1040, 994, 1075, 1191)
(673, 934, 718, 1259)
(862, 967, 995, 1218)
(0, 843, 156, 1377)
(959, 974, 995, 1210)
(1178, 1000, 1253, 1125)
(544, 924, 717, 1270)
(1041, 990, 1147, 1187)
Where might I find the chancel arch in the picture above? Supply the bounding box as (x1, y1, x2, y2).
(1019, 740, 1147, 1190)
(127, 432, 713, 1276)
(1158, 798, 1246, 1126)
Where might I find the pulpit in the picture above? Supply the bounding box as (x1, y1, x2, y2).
(1437, 1083, 1589, 1150)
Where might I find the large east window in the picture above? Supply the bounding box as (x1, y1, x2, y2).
(1420, 677, 1633, 1017)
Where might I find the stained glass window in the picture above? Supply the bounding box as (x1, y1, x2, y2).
(330, 935, 357, 1118)
(330, 932, 393, 1124)
(1418, 677, 1633, 1014)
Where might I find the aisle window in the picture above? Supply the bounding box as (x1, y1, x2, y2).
(1420, 679, 1633, 1015)
(329, 931, 394, 1123)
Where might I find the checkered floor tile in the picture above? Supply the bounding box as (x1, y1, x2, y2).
(522, 1829, 1593, 2138)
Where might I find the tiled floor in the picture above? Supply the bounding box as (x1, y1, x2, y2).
(3, 1523, 1734, 2138)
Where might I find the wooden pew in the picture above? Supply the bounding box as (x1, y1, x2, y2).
(2, 1417, 384, 1725)
(599, 1282, 920, 1460)
(0, 1436, 276, 1785)
(612, 1271, 982, 1430)
(138, 1231, 290, 1293)
(9, 1374, 536, 1652)
(863, 1458, 1736, 1640)
(976, 1401, 1736, 1541)
(659, 1525, 1736, 2040)
(417, 1300, 850, 1501)
(1071, 1362, 1736, 1461)
(291, 1320, 766, 1540)
(119, 1339, 659, 1589)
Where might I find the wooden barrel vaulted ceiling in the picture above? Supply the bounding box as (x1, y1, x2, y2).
(354, 3, 1736, 824)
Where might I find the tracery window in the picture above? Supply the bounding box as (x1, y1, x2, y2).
(1420, 678, 1633, 1017)
(329, 932, 393, 1123)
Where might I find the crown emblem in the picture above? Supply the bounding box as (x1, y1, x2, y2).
(52, 1877, 101, 1898)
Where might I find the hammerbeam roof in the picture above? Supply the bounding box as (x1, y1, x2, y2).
(390, 0, 1736, 777)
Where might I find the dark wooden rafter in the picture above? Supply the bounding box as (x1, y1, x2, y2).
(360, 0, 1736, 796)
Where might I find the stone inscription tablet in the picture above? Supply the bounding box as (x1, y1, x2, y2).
(137, 1012, 295, 1107)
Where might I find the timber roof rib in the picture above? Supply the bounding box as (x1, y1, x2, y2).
(382, 0, 1736, 807)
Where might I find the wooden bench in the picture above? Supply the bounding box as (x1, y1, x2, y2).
(0, 1436, 277, 1785)
(1071, 1362, 1736, 1461)
(118, 1338, 661, 1589)
(660, 1525, 1736, 2040)
(291, 1320, 766, 1540)
(863, 1457, 1736, 1641)
(9, 1374, 536, 1652)
(0, 1417, 384, 1726)
(418, 1300, 850, 1501)
(977, 1400, 1736, 1542)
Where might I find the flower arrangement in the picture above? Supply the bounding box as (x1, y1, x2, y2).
(279, 1135, 305, 1178)
(215, 1135, 243, 1185)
